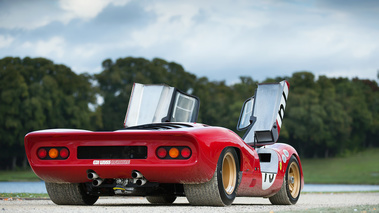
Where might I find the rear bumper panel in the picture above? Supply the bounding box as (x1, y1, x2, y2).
(25, 130, 215, 184)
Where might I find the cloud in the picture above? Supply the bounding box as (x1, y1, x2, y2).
(58, 0, 131, 22)
(0, 35, 14, 48)
(22, 36, 66, 59)
(0, 0, 62, 30)
(0, 0, 378, 82)
(0, 0, 131, 30)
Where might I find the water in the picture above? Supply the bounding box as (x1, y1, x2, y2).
(303, 184, 379, 192)
(0, 182, 379, 193)
(0, 182, 47, 193)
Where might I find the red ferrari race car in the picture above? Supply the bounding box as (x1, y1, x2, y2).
(25, 80, 303, 206)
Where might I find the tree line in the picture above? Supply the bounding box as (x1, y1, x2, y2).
(0, 57, 378, 170)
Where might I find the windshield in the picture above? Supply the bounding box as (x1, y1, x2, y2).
(171, 92, 197, 122)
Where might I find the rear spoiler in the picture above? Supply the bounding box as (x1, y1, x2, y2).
(237, 81, 289, 146)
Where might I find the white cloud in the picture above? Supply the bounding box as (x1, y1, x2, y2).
(0, 0, 378, 82)
(0, 35, 15, 48)
(22, 36, 66, 58)
(58, 0, 131, 23)
(0, 1, 60, 30)
(0, 0, 131, 30)
(112, 0, 379, 82)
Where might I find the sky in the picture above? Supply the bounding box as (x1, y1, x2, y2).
(1, 0, 378, 83)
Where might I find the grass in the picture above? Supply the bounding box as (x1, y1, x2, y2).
(0, 193, 49, 199)
(277, 205, 379, 213)
(0, 169, 40, 182)
(301, 148, 379, 184)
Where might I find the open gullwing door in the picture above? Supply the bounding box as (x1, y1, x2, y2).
(237, 81, 289, 146)
(124, 83, 200, 127)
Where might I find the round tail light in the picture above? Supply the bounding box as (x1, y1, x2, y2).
(37, 148, 47, 159)
(59, 148, 69, 159)
(48, 148, 59, 159)
(157, 147, 167, 159)
(181, 147, 191, 158)
(169, 148, 179, 158)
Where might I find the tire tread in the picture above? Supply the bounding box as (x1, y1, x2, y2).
(45, 182, 98, 205)
(184, 170, 225, 206)
(269, 155, 301, 205)
(146, 195, 177, 204)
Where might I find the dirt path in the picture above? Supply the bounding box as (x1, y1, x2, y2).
(1, 193, 378, 213)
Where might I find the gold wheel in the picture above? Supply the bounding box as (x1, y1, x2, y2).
(222, 152, 237, 195)
(288, 161, 300, 198)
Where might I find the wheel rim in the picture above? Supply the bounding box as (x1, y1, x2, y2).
(288, 161, 300, 198)
(222, 152, 237, 195)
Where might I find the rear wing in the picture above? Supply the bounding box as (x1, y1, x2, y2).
(124, 83, 200, 127)
(237, 81, 289, 146)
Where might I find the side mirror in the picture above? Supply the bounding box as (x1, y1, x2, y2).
(237, 97, 256, 131)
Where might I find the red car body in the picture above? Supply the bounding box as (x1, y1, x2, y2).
(25, 81, 304, 206)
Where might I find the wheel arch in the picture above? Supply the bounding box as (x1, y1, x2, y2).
(265, 143, 304, 190)
(233, 147, 243, 172)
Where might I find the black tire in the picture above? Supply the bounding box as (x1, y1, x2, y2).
(146, 195, 177, 204)
(45, 182, 99, 205)
(184, 147, 240, 206)
(269, 155, 301, 205)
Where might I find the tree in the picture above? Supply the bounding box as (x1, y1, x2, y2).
(0, 57, 97, 169)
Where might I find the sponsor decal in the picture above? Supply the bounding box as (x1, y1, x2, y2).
(282, 154, 287, 163)
(93, 160, 130, 165)
(262, 172, 276, 190)
(112, 160, 131, 165)
(276, 83, 289, 128)
(283, 149, 289, 157)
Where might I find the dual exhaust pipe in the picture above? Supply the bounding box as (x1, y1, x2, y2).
(131, 171, 147, 186)
(87, 170, 147, 186)
(87, 172, 103, 186)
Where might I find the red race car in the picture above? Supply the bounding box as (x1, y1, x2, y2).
(25, 81, 303, 206)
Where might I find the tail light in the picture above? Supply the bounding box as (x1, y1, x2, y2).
(156, 146, 192, 159)
(37, 148, 47, 159)
(49, 148, 59, 159)
(37, 147, 70, 160)
(169, 148, 179, 158)
(181, 147, 191, 158)
(59, 148, 69, 159)
(156, 147, 168, 158)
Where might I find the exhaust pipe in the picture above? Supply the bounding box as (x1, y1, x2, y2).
(87, 172, 99, 180)
(92, 178, 103, 186)
(134, 178, 147, 186)
(131, 170, 147, 186)
(132, 171, 143, 179)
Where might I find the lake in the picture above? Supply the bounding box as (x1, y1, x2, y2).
(1, 182, 379, 193)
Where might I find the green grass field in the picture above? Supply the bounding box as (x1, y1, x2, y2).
(301, 148, 379, 184)
(0, 170, 40, 182)
(1, 148, 378, 184)
(0, 193, 49, 199)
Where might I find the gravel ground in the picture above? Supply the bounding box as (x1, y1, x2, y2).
(1, 193, 378, 213)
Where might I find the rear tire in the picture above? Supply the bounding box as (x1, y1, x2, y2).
(45, 182, 98, 205)
(184, 147, 239, 206)
(146, 195, 177, 204)
(269, 155, 301, 205)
